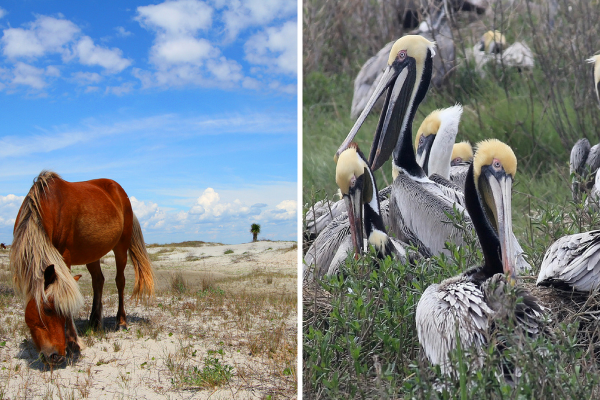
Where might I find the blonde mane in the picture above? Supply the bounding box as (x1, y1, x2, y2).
(10, 171, 83, 317)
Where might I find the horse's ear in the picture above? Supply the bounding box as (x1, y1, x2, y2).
(44, 265, 57, 290)
(73, 274, 82, 282)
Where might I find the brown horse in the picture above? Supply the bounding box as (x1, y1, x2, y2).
(0, 243, 6, 249)
(10, 171, 154, 365)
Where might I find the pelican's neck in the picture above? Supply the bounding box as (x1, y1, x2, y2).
(392, 49, 433, 179)
(464, 164, 503, 281)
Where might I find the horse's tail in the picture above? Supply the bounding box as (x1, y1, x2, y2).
(129, 213, 155, 299)
(10, 171, 83, 316)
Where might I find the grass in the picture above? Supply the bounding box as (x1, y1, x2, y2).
(304, 0, 600, 398)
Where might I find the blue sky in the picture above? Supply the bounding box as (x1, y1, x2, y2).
(0, 0, 297, 245)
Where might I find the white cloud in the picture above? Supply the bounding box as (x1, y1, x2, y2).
(136, 0, 213, 35)
(11, 62, 52, 89)
(75, 36, 131, 73)
(115, 27, 132, 37)
(72, 71, 103, 85)
(1, 15, 131, 77)
(0, 8, 6, 19)
(151, 36, 215, 64)
(217, 0, 296, 41)
(0, 194, 25, 228)
(188, 187, 260, 221)
(245, 20, 297, 75)
(105, 82, 135, 96)
(1, 15, 80, 59)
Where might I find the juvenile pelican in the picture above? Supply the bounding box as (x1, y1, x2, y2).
(569, 138, 600, 202)
(416, 139, 546, 375)
(537, 229, 600, 292)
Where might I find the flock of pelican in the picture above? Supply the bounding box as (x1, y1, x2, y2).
(304, 33, 600, 378)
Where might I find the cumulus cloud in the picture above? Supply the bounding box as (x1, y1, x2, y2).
(11, 62, 55, 89)
(75, 36, 131, 73)
(134, 0, 247, 88)
(1, 15, 131, 78)
(72, 71, 103, 85)
(0, 194, 25, 228)
(245, 20, 297, 76)
(115, 27, 132, 37)
(1, 15, 80, 59)
(217, 0, 296, 41)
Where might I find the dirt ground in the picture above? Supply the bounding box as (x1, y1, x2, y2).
(0, 241, 298, 399)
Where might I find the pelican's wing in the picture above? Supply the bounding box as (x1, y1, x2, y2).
(303, 213, 351, 281)
(389, 172, 469, 255)
(416, 276, 492, 374)
(537, 230, 600, 292)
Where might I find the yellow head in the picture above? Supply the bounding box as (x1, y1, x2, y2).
(451, 141, 474, 164)
(481, 30, 506, 53)
(335, 144, 367, 195)
(415, 109, 442, 152)
(473, 139, 517, 182)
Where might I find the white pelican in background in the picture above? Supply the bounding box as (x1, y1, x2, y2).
(335, 35, 529, 274)
(588, 54, 600, 106)
(303, 143, 415, 279)
(416, 139, 546, 375)
(569, 138, 600, 202)
(450, 141, 473, 188)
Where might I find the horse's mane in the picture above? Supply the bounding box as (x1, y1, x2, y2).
(10, 171, 83, 316)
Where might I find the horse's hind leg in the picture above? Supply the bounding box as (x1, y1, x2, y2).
(86, 260, 104, 330)
(114, 244, 129, 330)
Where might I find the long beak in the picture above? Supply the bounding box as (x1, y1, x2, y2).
(335, 64, 410, 170)
(415, 134, 435, 174)
(487, 173, 516, 282)
(343, 187, 364, 258)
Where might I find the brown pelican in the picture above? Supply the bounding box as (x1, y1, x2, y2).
(569, 138, 600, 202)
(588, 54, 600, 106)
(537, 229, 600, 292)
(416, 139, 546, 375)
(450, 141, 473, 188)
(336, 35, 530, 273)
(414, 105, 463, 180)
(479, 30, 506, 54)
(304, 143, 414, 279)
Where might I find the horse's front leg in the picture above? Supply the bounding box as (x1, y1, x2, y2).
(66, 317, 83, 355)
(86, 260, 104, 330)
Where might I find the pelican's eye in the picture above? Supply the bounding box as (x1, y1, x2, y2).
(493, 160, 502, 169)
(454, 157, 462, 163)
(397, 50, 407, 62)
(349, 175, 357, 188)
(419, 136, 424, 146)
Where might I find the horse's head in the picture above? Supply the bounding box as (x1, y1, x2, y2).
(24, 265, 81, 365)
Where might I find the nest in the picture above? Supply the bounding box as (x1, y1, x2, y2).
(522, 277, 600, 361)
(303, 281, 333, 330)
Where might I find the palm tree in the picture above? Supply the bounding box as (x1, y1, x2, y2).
(250, 223, 261, 242)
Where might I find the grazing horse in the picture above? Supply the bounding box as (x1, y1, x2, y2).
(0, 243, 6, 249)
(10, 171, 154, 365)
